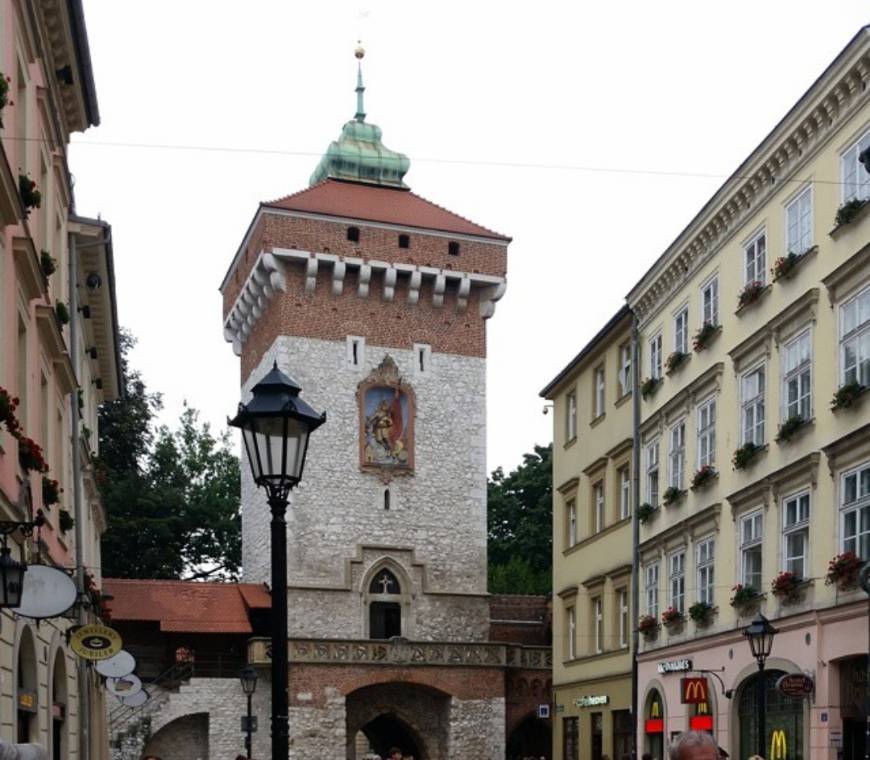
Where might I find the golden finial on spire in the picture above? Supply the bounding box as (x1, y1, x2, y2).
(355, 41, 365, 60)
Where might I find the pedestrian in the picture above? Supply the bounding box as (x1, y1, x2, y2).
(387, 747, 403, 760)
(668, 731, 718, 760)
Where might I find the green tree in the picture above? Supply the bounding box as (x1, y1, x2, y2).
(97, 332, 241, 580)
(487, 443, 552, 595)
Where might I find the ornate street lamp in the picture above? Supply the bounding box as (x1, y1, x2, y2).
(239, 664, 259, 760)
(743, 613, 778, 758)
(229, 362, 325, 760)
(0, 545, 26, 608)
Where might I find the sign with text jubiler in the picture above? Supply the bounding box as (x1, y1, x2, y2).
(680, 677, 709, 704)
(70, 624, 123, 661)
(658, 658, 693, 674)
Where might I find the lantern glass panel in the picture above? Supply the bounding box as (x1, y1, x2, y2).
(0, 548, 26, 609)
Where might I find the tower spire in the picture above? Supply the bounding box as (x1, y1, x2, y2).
(354, 43, 366, 122)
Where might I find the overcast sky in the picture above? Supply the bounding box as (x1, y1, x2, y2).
(71, 1, 868, 475)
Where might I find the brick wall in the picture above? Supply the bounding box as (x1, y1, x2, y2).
(489, 595, 552, 646)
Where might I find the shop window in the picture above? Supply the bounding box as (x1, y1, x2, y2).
(591, 712, 603, 760)
(563, 717, 579, 760)
(613, 710, 632, 760)
(644, 690, 664, 760)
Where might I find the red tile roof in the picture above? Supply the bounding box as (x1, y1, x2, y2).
(103, 579, 271, 634)
(265, 179, 511, 241)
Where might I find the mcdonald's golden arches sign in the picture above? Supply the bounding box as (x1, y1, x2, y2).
(769, 729, 788, 760)
(680, 677, 709, 704)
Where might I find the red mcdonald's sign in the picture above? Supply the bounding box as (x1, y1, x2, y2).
(681, 677, 709, 704)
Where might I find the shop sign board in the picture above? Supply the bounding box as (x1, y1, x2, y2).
(680, 677, 709, 704)
(658, 658, 692, 674)
(574, 695, 609, 708)
(776, 673, 814, 698)
(70, 624, 123, 661)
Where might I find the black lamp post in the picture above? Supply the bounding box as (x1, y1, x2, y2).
(229, 362, 325, 760)
(744, 612, 778, 759)
(240, 664, 259, 759)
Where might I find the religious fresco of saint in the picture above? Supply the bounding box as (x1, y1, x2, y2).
(358, 356, 415, 475)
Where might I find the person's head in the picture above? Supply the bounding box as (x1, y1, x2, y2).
(668, 731, 718, 760)
(388, 748, 402, 760)
(716, 747, 729, 760)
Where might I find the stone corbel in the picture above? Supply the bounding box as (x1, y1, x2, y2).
(408, 270, 422, 305)
(304, 257, 319, 294)
(383, 267, 397, 302)
(358, 264, 372, 298)
(432, 274, 446, 308)
(332, 260, 346, 296)
(456, 277, 470, 311)
(479, 280, 506, 319)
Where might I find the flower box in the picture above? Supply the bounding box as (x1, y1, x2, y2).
(18, 436, 49, 473)
(665, 351, 688, 374)
(0, 73, 11, 128)
(772, 252, 801, 282)
(775, 414, 808, 443)
(18, 174, 42, 214)
(40, 250, 57, 279)
(737, 280, 766, 310)
(661, 606, 684, 627)
(834, 198, 867, 229)
(730, 584, 759, 610)
(771, 571, 802, 603)
(637, 502, 657, 523)
(638, 614, 659, 638)
(42, 476, 61, 506)
(690, 465, 717, 491)
(824, 552, 862, 591)
(688, 601, 714, 625)
(640, 377, 662, 400)
(0, 387, 20, 425)
(59, 509, 75, 533)
(662, 486, 685, 506)
(693, 322, 721, 352)
(732, 442, 762, 471)
(55, 301, 70, 325)
(831, 381, 866, 411)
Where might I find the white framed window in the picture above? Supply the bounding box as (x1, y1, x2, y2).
(841, 462, 870, 560)
(645, 563, 659, 618)
(697, 398, 716, 468)
(593, 597, 603, 653)
(567, 606, 576, 660)
(839, 285, 870, 387)
(841, 129, 870, 203)
(668, 420, 686, 490)
(740, 511, 763, 591)
(696, 537, 715, 605)
(594, 481, 605, 533)
(594, 365, 606, 417)
(744, 231, 767, 286)
(567, 499, 577, 549)
(783, 491, 810, 578)
(618, 343, 632, 396)
(618, 588, 629, 648)
(649, 333, 663, 379)
(566, 390, 577, 441)
(701, 275, 719, 327)
(741, 366, 765, 445)
(782, 330, 812, 420)
(786, 186, 813, 255)
(674, 306, 689, 355)
(668, 550, 685, 613)
(619, 466, 631, 519)
(646, 440, 659, 507)
(346, 335, 366, 366)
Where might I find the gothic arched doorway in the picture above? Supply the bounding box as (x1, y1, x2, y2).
(507, 713, 551, 759)
(737, 670, 805, 760)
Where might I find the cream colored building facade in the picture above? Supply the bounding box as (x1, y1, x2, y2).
(542, 307, 635, 760)
(626, 26, 870, 760)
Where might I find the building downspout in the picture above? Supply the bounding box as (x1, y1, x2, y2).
(630, 312, 641, 760)
(69, 230, 91, 760)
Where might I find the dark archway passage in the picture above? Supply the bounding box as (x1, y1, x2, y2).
(507, 714, 551, 759)
(362, 713, 423, 759)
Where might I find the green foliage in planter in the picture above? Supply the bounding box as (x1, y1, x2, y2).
(77, 388, 84, 411)
(640, 377, 662, 399)
(732, 442, 761, 470)
(692, 322, 720, 352)
(775, 414, 807, 443)
(18, 173, 41, 213)
(662, 486, 684, 506)
(834, 198, 867, 228)
(688, 601, 714, 623)
(772, 252, 801, 282)
(729, 584, 759, 608)
(665, 351, 688, 374)
(55, 301, 70, 325)
(42, 476, 61, 506)
(831, 380, 865, 410)
(637, 502, 657, 523)
(40, 250, 57, 279)
(59, 509, 75, 533)
(690, 465, 716, 490)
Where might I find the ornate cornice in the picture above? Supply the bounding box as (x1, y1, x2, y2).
(629, 36, 870, 327)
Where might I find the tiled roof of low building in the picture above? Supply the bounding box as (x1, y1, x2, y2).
(103, 579, 270, 634)
(264, 179, 511, 242)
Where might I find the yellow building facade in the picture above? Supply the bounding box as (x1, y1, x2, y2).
(626, 26, 869, 760)
(542, 307, 635, 760)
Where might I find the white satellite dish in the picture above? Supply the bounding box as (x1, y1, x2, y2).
(16, 565, 77, 620)
(95, 650, 136, 678)
(106, 674, 142, 697)
(118, 689, 148, 707)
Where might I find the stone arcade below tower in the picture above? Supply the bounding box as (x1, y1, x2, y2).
(220, 51, 550, 760)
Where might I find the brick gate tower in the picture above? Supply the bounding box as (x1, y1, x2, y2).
(220, 49, 549, 760)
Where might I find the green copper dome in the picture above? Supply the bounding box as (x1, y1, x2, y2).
(309, 50, 410, 188)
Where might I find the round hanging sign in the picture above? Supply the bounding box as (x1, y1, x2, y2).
(106, 674, 142, 698)
(119, 689, 149, 707)
(70, 624, 122, 661)
(776, 673, 814, 698)
(16, 565, 77, 620)
(95, 650, 136, 678)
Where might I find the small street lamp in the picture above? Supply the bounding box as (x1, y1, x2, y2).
(743, 612, 778, 758)
(0, 514, 46, 609)
(229, 362, 325, 760)
(239, 664, 259, 760)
